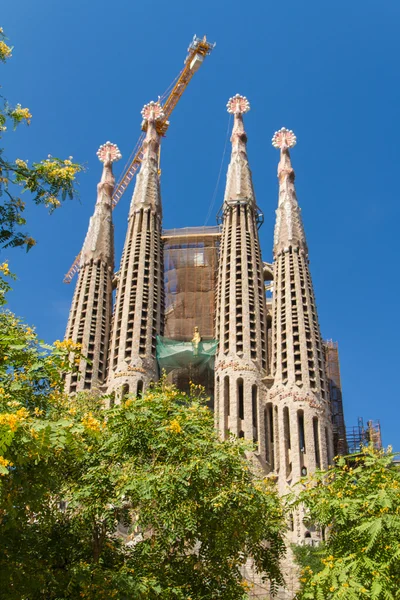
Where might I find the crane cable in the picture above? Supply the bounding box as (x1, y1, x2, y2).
(204, 113, 232, 226)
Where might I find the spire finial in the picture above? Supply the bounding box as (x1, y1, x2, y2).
(226, 94, 250, 116)
(272, 127, 297, 151)
(226, 94, 250, 155)
(141, 100, 165, 123)
(97, 141, 122, 164)
(272, 127, 297, 185)
(96, 142, 121, 192)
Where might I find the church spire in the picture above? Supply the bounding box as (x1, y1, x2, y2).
(65, 142, 121, 394)
(223, 94, 255, 203)
(271, 128, 306, 255)
(269, 128, 333, 492)
(129, 101, 167, 216)
(214, 95, 267, 451)
(80, 142, 120, 266)
(107, 101, 166, 401)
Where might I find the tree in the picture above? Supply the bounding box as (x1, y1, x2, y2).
(0, 304, 286, 599)
(292, 448, 400, 600)
(0, 27, 83, 251)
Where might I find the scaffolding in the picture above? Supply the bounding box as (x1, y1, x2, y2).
(323, 340, 347, 455)
(346, 417, 382, 454)
(162, 226, 220, 341)
(160, 226, 220, 403)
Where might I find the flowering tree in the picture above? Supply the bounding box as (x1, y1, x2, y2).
(0, 298, 286, 599)
(292, 448, 400, 599)
(0, 27, 83, 251)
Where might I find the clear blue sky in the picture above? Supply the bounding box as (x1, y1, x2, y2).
(2, 0, 399, 449)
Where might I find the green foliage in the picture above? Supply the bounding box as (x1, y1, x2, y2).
(0, 27, 83, 252)
(0, 314, 285, 599)
(292, 448, 400, 599)
(291, 542, 326, 578)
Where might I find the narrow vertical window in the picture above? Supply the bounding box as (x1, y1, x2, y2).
(283, 406, 291, 477)
(224, 376, 230, 434)
(137, 380, 143, 398)
(265, 403, 274, 470)
(313, 417, 321, 468)
(274, 406, 280, 472)
(252, 385, 258, 443)
(298, 410, 306, 454)
(121, 384, 129, 401)
(237, 378, 244, 421)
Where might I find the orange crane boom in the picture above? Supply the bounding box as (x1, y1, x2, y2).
(63, 35, 215, 284)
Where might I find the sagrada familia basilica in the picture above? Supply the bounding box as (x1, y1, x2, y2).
(64, 92, 349, 595)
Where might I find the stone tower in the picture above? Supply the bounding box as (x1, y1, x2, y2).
(107, 102, 166, 401)
(214, 95, 267, 454)
(268, 128, 333, 507)
(64, 142, 121, 394)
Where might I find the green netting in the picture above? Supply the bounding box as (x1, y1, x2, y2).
(156, 335, 218, 372)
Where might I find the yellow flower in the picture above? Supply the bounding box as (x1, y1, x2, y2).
(0, 413, 19, 431)
(0, 40, 12, 61)
(11, 104, 32, 125)
(15, 158, 28, 169)
(82, 412, 101, 433)
(167, 418, 182, 434)
(0, 456, 13, 468)
(45, 196, 61, 209)
(0, 262, 10, 276)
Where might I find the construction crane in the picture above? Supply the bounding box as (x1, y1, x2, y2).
(63, 35, 215, 284)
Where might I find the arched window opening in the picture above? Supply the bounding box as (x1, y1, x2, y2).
(252, 385, 258, 443)
(239, 430, 245, 439)
(298, 410, 306, 454)
(237, 378, 244, 421)
(283, 406, 291, 477)
(265, 403, 274, 470)
(137, 380, 143, 398)
(274, 406, 280, 472)
(313, 417, 321, 468)
(223, 376, 230, 435)
(121, 384, 129, 402)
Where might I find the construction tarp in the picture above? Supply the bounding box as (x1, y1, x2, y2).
(156, 335, 218, 373)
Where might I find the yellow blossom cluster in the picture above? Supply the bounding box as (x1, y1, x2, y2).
(0, 456, 13, 474)
(11, 104, 32, 125)
(54, 339, 82, 353)
(0, 40, 12, 61)
(45, 196, 61, 209)
(0, 407, 29, 431)
(39, 159, 80, 184)
(167, 418, 182, 434)
(0, 262, 11, 276)
(15, 158, 28, 169)
(81, 412, 101, 433)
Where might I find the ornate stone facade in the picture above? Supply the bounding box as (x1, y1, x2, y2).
(65, 97, 338, 596)
(268, 128, 334, 549)
(106, 102, 166, 402)
(214, 95, 267, 460)
(64, 142, 120, 394)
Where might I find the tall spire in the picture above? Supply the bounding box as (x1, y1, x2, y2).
(223, 94, 255, 203)
(107, 101, 166, 401)
(214, 95, 267, 454)
(129, 101, 166, 217)
(272, 128, 306, 255)
(65, 142, 121, 393)
(268, 128, 333, 499)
